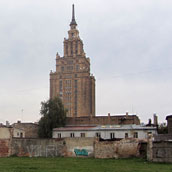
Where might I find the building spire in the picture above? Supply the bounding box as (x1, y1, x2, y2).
(70, 4, 77, 27)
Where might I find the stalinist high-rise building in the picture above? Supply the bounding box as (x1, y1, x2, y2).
(50, 5, 95, 118)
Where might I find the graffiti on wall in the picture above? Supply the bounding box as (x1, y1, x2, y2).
(74, 148, 88, 156)
(27, 145, 60, 157)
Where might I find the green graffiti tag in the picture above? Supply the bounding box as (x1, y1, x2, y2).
(74, 149, 88, 156)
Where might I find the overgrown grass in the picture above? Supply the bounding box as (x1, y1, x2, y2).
(0, 157, 171, 172)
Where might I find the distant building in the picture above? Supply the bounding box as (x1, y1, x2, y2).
(49, 5, 141, 126)
(50, 4, 95, 118)
(147, 115, 172, 163)
(0, 126, 25, 139)
(53, 124, 157, 140)
(166, 115, 172, 134)
(66, 112, 140, 126)
(12, 121, 38, 138)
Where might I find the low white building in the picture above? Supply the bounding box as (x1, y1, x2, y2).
(0, 126, 25, 139)
(53, 124, 157, 140)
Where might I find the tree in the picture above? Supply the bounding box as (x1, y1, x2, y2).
(158, 122, 168, 134)
(38, 97, 67, 138)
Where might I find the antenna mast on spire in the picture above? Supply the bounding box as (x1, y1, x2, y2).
(72, 4, 75, 21)
(70, 4, 77, 27)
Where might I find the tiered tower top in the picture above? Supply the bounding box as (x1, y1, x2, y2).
(63, 4, 85, 58)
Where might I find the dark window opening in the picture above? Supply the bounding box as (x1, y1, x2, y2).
(96, 133, 101, 138)
(80, 133, 85, 138)
(57, 133, 61, 138)
(20, 132, 23, 138)
(125, 133, 128, 138)
(70, 133, 75, 138)
(110, 133, 115, 139)
(134, 132, 138, 138)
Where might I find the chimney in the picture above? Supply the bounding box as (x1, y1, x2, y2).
(126, 112, 129, 116)
(153, 113, 158, 126)
(6, 121, 10, 127)
(108, 113, 111, 124)
(148, 119, 152, 126)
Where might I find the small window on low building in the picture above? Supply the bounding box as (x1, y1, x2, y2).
(17, 132, 20, 136)
(70, 133, 75, 138)
(95, 132, 101, 138)
(110, 133, 115, 139)
(125, 133, 128, 138)
(57, 133, 61, 138)
(80, 133, 85, 138)
(20, 132, 23, 138)
(134, 132, 138, 138)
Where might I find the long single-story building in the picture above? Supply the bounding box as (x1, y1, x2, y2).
(53, 124, 157, 140)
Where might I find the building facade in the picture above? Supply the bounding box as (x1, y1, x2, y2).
(12, 121, 39, 138)
(0, 126, 25, 139)
(66, 112, 140, 126)
(50, 5, 95, 118)
(166, 115, 172, 134)
(53, 124, 157, 140)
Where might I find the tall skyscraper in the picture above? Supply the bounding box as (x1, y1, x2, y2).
(50, 4, 95, 117)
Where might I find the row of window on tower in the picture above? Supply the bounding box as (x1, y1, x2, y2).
(74, 80, 78, 116)
(65, 41, 78, 56)
(59, 79, 77, 94)
(59, 79, 78, 117)
(61, 65, 87, 73)
(65, 41, 83, 56)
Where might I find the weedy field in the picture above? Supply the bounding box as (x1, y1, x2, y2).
(0, 157, 171, 172)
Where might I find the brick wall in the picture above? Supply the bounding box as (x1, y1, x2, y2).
(147, 134, 172, 163)
(154, 134, 172, 141)
(152, 141, 172, 163)
(10, 138, 95, 157)
(0, 139, 10, 157)
(0, 137, 144, 158)
(65, 137, 94, 157)
(11, 138, 65, 157)
(94, 138, 140, 159)
(66, 115, 140, 126)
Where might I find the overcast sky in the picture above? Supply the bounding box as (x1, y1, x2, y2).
(0, 0, 172, 124)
